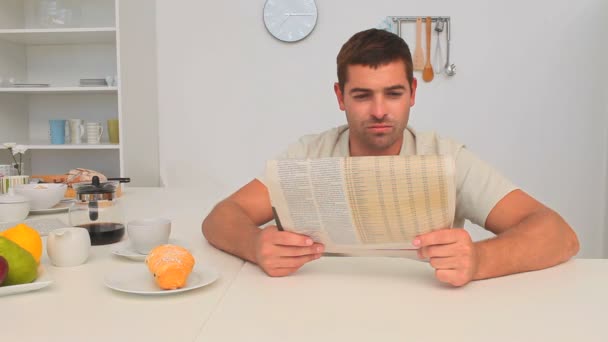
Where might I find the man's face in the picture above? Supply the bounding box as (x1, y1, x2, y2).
(334, 60, 417, 156)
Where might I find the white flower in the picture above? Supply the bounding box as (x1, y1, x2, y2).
(13, 145, 28, 155)
(3, 142, 16, 149)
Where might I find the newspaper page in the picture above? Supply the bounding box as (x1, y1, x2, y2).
(265, 155, 456, 256)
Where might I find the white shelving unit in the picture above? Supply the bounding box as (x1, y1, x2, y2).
(0, 0, 123, 177)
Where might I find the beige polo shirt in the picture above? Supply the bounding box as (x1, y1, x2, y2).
(258, 125, 518, 228)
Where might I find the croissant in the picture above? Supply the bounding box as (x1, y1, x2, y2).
(145, 245, 195, 290)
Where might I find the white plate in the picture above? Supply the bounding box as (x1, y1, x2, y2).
(104, 265, 219, 295)
(29, 199, 74, 215)
(0, 266, 53, 296)
(110, 238, 187, 261)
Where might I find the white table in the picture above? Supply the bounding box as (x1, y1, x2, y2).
(4, 187, 608, 341)
(197, 257, 608, 342)
(2, 187, 244, 341)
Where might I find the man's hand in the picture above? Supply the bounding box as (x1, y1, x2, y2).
(254, 226, 324, 277)
(414, 228, 478, 287)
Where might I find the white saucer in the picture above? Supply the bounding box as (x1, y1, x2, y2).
(104, 265, 218, 295)
(0, 266, 53, 296)
(110, 238, 186, 261)
(29, 199, 74, 215)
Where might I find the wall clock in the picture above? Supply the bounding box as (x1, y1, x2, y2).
(263, 0, 318, 42)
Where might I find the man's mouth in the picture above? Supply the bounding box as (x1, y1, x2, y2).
(367, 124, 392, 134)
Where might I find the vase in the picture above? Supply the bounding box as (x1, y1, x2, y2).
(0, 175, 30, 194)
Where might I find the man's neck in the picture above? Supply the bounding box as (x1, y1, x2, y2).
(348, 136, 404, 157)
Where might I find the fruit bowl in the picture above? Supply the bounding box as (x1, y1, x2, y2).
(13, 183, 67, 210)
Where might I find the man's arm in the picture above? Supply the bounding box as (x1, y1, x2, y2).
(474, 189, 579, 279)
(202, 179, 324, 276)
(416, 189, 579, 286)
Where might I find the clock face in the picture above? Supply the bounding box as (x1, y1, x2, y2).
(263, 0, 318, 42)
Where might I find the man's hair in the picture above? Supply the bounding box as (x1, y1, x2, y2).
(336, 28, 414, 93)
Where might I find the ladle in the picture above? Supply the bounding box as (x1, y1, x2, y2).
(444, 18, 456, 76)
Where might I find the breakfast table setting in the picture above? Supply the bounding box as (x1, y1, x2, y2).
(2, 181, 608, 341)
(0, 185, 245, 341)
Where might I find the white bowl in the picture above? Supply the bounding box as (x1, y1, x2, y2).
(0, 190, 30, 222)
(13, 183, 67, 210)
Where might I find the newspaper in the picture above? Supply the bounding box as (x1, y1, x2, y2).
(265, 155, 456, 257)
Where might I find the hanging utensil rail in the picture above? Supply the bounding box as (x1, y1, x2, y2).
(390, 16, 456, 77)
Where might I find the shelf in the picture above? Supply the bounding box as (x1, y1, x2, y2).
(0, 28, 116, 45)
(0, 87, 117, 94)
(1, 144, 120, 150)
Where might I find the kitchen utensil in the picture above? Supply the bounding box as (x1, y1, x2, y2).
(412, 18, 425, 71)
(422, 17, 434, 82)
(433, 19, 445, 75)
(444, 18, 456, 76)
(69, 176, 125, 245)
(13, 183, 66, 210)
(127, 218, 171, 254)
(0, 189, 29, 222)
(47, 227, 90, 267)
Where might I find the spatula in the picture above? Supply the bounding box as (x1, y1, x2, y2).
(422, 16, 434, 82)
(412, 18, 425, 71)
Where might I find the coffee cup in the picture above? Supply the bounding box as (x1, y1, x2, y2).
(85, 122, 103, 144)
(67, 119, 85, 144)
(127, 218, 171, 254)
(49, 119, 66, 144)
(47, 227, 91, 267)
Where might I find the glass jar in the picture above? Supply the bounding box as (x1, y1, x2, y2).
(69, 176, 125, 245)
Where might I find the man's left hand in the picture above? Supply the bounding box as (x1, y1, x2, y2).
(413, 228, 479, 287)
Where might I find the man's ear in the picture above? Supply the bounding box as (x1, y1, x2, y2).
(410, 77, 418, 107)
(334, 82, 346, 111)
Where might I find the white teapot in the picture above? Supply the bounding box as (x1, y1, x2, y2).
(47, 227, 91, 267)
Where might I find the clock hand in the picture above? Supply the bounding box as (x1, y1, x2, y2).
(284, 13, 315, 16)
(278, 13, 291, 28)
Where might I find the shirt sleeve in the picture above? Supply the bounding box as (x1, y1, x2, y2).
(454, 147, 519, 227)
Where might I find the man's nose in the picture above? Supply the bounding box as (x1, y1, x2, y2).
(371, 96, 388, 119)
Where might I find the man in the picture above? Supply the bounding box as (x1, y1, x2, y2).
(202, 28, 579, 286)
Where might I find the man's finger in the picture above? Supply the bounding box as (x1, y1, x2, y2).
(429, 256, 460, 270)
(419, 244, 456, 259)
(274, 231, 315, 247)
(276, 244, 324, 257)
(278, 254, 320, 268)
(413, 228, 461, 247)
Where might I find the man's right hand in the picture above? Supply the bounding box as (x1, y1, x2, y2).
(253, 225, 324, 277)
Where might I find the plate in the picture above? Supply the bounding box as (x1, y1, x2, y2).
(0, 266, 53, 296)
(29, 199, 74, 215)
(104, 265, 219, 295)
(110, 238, 187, 261)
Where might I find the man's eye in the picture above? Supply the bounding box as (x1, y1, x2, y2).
(353, 94, 369, 99)
(387, 92, 403, 97)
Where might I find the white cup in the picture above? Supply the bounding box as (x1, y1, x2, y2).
(47, 227, 91, 267)
(85, 122, 103, 144)
(67, 119, 84, 144)
(127, 218, 171, 254)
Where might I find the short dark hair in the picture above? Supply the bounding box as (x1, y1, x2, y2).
(336, 28, 414, 93)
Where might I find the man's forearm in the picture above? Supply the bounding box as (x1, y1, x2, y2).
(202, 200, 261, 263)
(473, 208, 579, 280)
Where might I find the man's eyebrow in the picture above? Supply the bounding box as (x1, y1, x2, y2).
(385, 85, 406, 91)
(349, 88, 372, 94)
(349, 85, 406, 95)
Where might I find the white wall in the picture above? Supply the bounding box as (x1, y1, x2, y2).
(156, 0, 607, 257)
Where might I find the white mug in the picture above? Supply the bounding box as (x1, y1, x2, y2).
(127, 218, 171, 254)
(85, 122, 103, 144)
(68, 119, 84, 144)
(47, 227, 91, 267)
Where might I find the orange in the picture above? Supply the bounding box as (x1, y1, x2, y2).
(0, 223, 43, 264)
